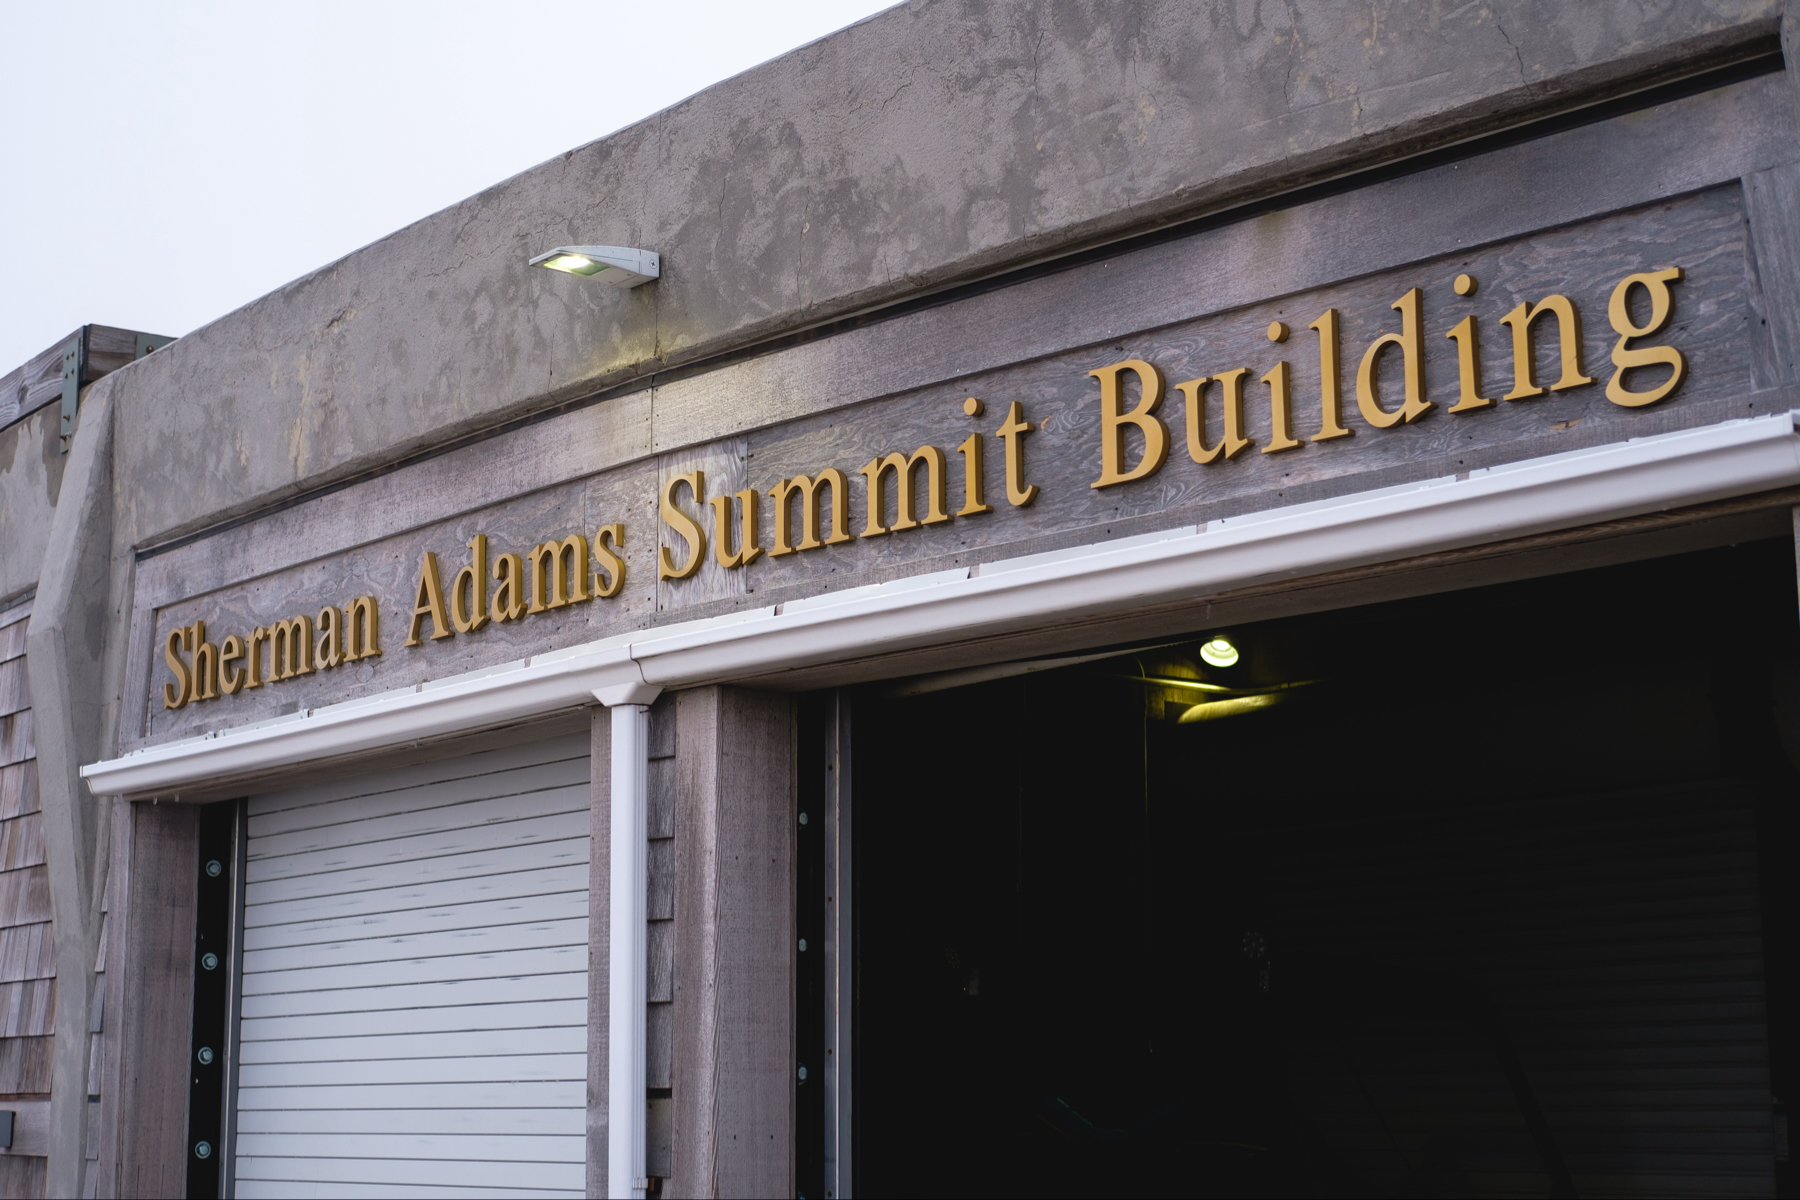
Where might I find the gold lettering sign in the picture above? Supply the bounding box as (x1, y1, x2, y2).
(160, 265, 1689, 707)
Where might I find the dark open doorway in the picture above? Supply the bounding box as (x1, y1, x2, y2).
(833, 537, 1799, 1198)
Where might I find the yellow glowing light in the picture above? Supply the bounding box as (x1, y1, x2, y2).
(544, 253, 600, 275)
(1199, 636, 1239, 668)
(1178, 693, 1281, 723)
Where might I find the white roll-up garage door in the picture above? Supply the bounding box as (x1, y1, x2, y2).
(232, 732, 591, 1199)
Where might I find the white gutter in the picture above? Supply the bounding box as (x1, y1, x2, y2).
(83, 412, 1800, 799)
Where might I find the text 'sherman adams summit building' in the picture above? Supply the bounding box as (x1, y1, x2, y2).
(5, 2, 1800, 1197)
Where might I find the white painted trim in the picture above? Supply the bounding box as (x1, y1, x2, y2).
(608, 704, 650, 1200)
(83, 413, 1800, 798)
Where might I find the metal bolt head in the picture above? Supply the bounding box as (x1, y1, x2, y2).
(798, 812, 809, 826)
(797, 1064, 808, 1081)
(197, 1046, 214, 1065)
(205, 860, 222, 878)
(201, 952, 219, 971)
(194, 1141, 212, 1159)
(798, 939, 807, 952)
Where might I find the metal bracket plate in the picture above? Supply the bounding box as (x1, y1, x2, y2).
(58, 333, 83, 453)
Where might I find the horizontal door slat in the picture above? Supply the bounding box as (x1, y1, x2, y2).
(248, 806, 589, 883)
(240, 1024, 585, 1065)
(234, 1132, 584, 1163)
(232, 1153, 584, 1190)
(235, 1106, 585, 1137)
(242, 943, 587, 996)
(239, 970, 588, 1019)
(243, 917, 588, 975)
(251, 754, 591, 840)
(245, 890, 590, 952)
(245, 839, 587, 906)
(242, 999, 587, 1043)
(250, 734, 589, 817)
(246, 864, 587, 929)
(236, 1080, 584, 1110)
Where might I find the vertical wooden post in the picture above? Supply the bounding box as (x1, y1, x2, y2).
(106, 801, 199, 1197)
(669, 687, 795, 1199)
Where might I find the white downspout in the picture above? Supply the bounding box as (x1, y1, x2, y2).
(595, 683, 661, 1200)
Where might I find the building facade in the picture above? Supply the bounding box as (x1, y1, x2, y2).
(3, 2, 1800, 1196)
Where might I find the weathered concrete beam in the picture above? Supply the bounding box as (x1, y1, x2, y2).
(92, 0, 1779, 551)
(24, 391, 116, 1198)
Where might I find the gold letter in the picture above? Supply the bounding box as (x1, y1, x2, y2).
(593, 524, 627, 598)
(1606, 268, 1687, 408)
(659, 471, 707, 580)
(711, 490, 764, 569)
(956, 434, 992, 516)
(996, 402, 1038, 507)
(769, 471, 853, 555)
(189, 621, 219, 702)
(1260, 361, 1303, 453)
(405, 552, 453, 646)
(162, 627, 190, 710)
(1499, 294, 1594, 400)
(1177, 370, 1251, 464)
(859, 447, 949, 537)
(1088, 359, 1169, 488)
(1445, 316, 1493, 412)
(316, 607, 343, 668)
(450, 534, 490, 633)
(491, 553, 525, 623)
(1310, 310, 1352, 441)
(1357, 287, 1431, 428)
(345, 597, 382, 661)
(531, 534, 592, 611)
(269, 615, 315, 679)
(245, 627, 267, 689)
(219, 635, 245, 696)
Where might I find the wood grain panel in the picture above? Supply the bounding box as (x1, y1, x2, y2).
(112, 801, 199, 1199)
(0, 760, 39, 820)
(669, 687, 793, 1198)
(0, 658, 28, 718)
(0, 864, 49, 926)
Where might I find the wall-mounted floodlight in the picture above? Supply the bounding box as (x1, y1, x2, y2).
(529, 245, 660, 288)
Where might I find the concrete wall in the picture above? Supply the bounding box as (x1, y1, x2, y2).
(58, 0, 1780, 557)
(0, 405, 68, 606)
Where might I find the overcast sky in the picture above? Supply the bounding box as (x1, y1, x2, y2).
(0, 0, 896, 373)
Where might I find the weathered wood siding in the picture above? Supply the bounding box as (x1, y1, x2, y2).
(0, 600, 48, 1198)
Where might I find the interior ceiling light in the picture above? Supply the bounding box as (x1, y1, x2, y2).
(529, 245, 660, 288)
(1199, 636, 1240, 668)
(1179, 693, 1283, 723)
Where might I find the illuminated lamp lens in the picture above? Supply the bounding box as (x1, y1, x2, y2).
(1199, 636, 1239, 668)
(544, 253, 601, 275)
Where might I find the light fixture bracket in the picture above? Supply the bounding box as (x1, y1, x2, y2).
(529, 245, 660, 288)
